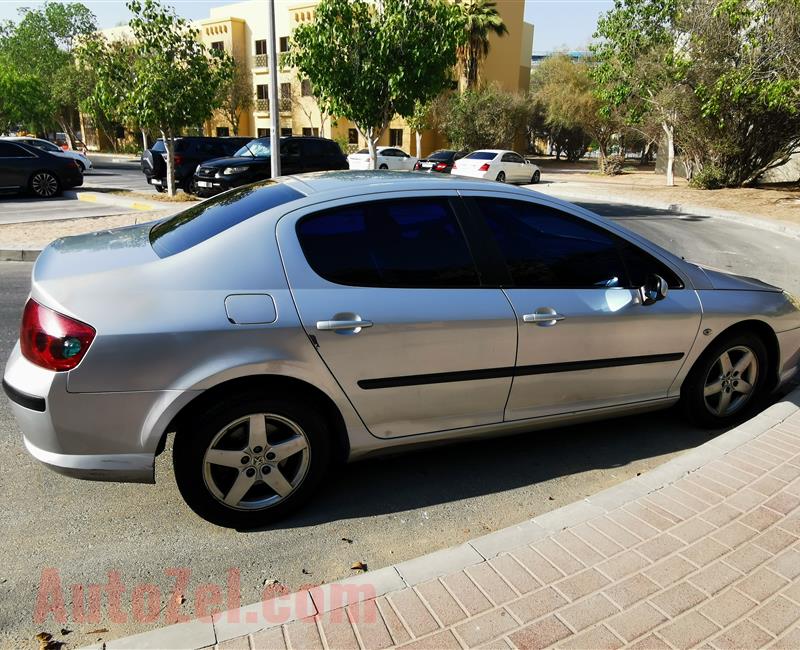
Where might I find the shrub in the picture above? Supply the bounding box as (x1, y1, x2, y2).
(601, 153, 625, 175)
(689, 164, 726, 189)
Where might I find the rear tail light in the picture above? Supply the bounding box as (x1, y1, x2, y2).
(478, 163, 490, 172)
(20, 299, 95, 371)
(452, 161, 458, 170)
(434, 162, 447, 171)
(173, 154, 184, 166)
(66, 160, 79, 169)
(413, 162, 421, 170)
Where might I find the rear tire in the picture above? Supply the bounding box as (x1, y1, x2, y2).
(681, 331, 768, 428)
(154, 185, 167, 193)
(496, 171, 506, 183)
(531, 170, 541, 184)
(379, 164, 388, 170)
(173, 392, 332, 528)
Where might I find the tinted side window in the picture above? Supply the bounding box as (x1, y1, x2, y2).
(302, 140, 324, 158)
(325, 142, 342, 157)
(478, 199, 629, 289)
(297, 199, 479, 288)
(620, 242, 683, 289)
(0, 142, 33, 157)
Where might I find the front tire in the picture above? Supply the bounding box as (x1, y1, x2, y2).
(496, 171, 506, 183)
(173, 393, 332, 528)
(29, 171, 61, 198)
(681, 332, 768, 428)
(379, 163, 388, 170)
(531, 170, 541, 184)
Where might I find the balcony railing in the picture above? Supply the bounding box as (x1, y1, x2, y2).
(254, 53, 268, 68)
(255, 97, 293, 113)
(255, 98, 269, 113)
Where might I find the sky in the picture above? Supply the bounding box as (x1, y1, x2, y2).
(0, 0, 614, 53)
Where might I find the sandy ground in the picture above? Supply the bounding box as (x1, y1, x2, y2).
(534, 158, 800, 227)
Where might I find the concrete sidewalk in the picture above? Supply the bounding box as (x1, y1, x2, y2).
(92, 388, 800, 650)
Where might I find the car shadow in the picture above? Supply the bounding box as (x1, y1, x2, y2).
(239, 402, 744, 533)
(574, 200, 712, 223)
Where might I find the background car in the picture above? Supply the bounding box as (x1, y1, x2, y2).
(193, 135, 348, 197)
(4, 171, 800, 528)
(2, 136, 93, 171)
(140, 136, 251, 193)
(413, 149, 466, 174)
(452, 149, 541, 184)
(0, 139, 82, 197)
(347, 146, 417, 170)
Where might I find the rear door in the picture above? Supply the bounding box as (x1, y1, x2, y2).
(465, 194, 701, 420)
(277, 192, 517, 438)
(0, 142, 36, 189)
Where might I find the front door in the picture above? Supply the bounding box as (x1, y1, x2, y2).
(467, 194, 702, 420)
(0, 142, 35, 189)
(277, 192, 517, 438)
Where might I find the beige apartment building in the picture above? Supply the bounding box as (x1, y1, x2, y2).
(93, 0, 534, 156)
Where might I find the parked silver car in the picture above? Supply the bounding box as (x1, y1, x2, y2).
(4, 172, 800, 527)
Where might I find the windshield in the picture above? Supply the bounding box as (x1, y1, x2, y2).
(464, 151, 497, 160)
(355, 148, 369, 155)
(428, 150, 454, 161)
(149, 180, 303, 257)
(235, 139, 270, 157)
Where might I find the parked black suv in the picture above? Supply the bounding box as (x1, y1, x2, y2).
(193, 136, 348, 197)
(141, 136, 251, 193)
(0, 140, 82, 198)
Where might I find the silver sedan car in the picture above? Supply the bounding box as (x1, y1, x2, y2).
(4, 172, 800, 527)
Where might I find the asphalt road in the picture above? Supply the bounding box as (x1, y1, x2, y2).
(1, 202, 798, 648)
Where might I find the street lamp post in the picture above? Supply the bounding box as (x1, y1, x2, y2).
(267, 0, 281, 178)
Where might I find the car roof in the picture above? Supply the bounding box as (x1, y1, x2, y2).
(281, 170, 535, 199)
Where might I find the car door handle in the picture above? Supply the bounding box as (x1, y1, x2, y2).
(523, 309, 566, 326)
(316, 319, 373, 331)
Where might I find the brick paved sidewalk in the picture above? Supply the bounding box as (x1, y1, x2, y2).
(98, 389, 800, 650)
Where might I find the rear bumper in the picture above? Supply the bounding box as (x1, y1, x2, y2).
(451, 169, 488, 180)
(3, 343, 196, 484)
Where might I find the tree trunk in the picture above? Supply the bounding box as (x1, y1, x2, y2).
(662, 121, 675, 187)
(598, 140, 608, 172)
(415, 130, 422, 159)
(163, 129, 177, 197)
(366, 134, 379, 170)
(141, 128, 148, 152)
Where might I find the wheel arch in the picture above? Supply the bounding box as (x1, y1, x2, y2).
(158, 374, 351, 463)
(689, 319, 780, 391)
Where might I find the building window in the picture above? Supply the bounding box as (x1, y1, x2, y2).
(348, 128, 358, 145)
(281, 127, 293, 137)
(216, 126, 230, 137)
(389, 128, 403, 147)
(279, 36, 290, 53)
(280, 83, 292, 100)
(301, 79, 312, 96)
(302, 127, 319, 137)
(256, 84, 268, 100)
(255, 39, 267, 55)
(211, 41, 224, 51)
(257, 128, 269, 138)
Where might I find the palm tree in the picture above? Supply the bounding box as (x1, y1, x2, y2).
(457, 0, 508, 90)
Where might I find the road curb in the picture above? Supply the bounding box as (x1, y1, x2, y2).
(535, 184, 800, 240)
(0, 248, 40, 262)
(68, 190, 160, 212)
(90, 388, 800, 650)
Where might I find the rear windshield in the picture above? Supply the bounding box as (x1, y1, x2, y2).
(356, 148, 369, 154)
(428, 150, 454, 161)
(149, 181, 304, 257)
(464, 151, 496, 160)
(151, 139, 187, 153)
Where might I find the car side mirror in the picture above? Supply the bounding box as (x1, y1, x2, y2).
(639, 274, 668, 306)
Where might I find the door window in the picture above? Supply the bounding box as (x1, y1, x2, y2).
(477, 199, 629, 289)
(619, 242, 683, 288)
(296, 199, 479, 288)
(0, 142, 34, 157)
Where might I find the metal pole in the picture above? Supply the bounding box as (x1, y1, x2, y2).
(267, 0, 281, 178)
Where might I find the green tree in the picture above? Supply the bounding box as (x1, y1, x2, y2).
(286, 0, 463, 168)
(84, 0, 231, 195)
(437, 84, 530, 151)
(0, 58, 49, 132)
(592, 0, 684, 184)
(0, 2, 97, 142)
(456, 0, 508, 90)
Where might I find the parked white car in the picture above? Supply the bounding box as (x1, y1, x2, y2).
(2, 136, 93, 171)
(347, 146, 417, 171)
(451, 149, 540, 184)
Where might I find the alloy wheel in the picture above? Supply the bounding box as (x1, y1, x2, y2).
(703, 345, 758, 417)
(496, 171, 505, 183)
(202, 413, 310, 510)
(31, 172, 58, 197)
(532, 170, 540, 184)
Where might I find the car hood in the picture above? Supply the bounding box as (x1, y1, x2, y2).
(200, 156, 268, 168)
(695, 264, 782, 292)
